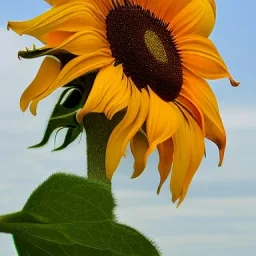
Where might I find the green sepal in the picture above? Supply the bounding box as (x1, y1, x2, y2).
(0, 173, 161, 256)
(18, 48, 67, 60)
(30, 86, 85, 151)
(52, 126, 83, 151)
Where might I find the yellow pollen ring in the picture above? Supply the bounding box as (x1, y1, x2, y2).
(144, 30, 168, 63)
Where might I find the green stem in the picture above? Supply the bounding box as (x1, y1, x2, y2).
(83, 112, 123, 185)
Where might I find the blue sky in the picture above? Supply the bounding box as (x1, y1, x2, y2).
(0, 1, 256, 255)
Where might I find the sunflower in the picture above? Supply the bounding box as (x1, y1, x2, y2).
(8, 0, 239, 206)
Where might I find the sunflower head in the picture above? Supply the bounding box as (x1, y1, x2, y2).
(8, 0, 239, 206)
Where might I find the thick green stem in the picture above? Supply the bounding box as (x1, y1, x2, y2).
(83, 112, 123, 185)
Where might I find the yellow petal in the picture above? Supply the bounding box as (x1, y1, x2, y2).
(157, 138, 174, 194)
(171, 106, 205, 204)
(104, 76, 132, 120)
(178, 35, 240, 86)
(175, 92, 205, 134)
(44, 28, 109, 55)
(162, 0, 190, 22)
(146, 88, 181, 158)
(182, 69, 226, 166)
(177, 110, 205, 207)
(134, 0, 174, 19)
(45, 0, 111, 16)
(130, 130, 149, 179)
(20, 57, 61, 113)
(170, 0, 216, 37)
(45, 0, 82, 6)
(136, 0, 190, 20)
(106, 87, 150, 180)
(29, 50, 114, 115)
(77, 64, 131, 122)
(32, 28, 108, 56)
(171, 111, 191, 202)
(29, 30, 74, 46)
(42, 31, 75, 47)
(208, 0, 216, 17)
(8, 2, 105, 38)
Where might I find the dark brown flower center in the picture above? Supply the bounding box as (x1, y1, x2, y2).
(106, 1, 183, 102)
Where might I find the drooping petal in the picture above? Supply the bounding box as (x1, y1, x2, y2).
(175, 92, 205, 134)
(26, 30, 74, 46)
(8, 2, 105, 39)
(182, 69, 226, 166)
(45, 0, 111, 16)
(204, 115, 226, 165)
(76, 64, 131, 122)
(45, 0, 111, 14)
(171, 112, 191, 202)
(45, 0, 83, 6)
(136, 0, 191, 21)
(43, 31, 74, 47)
(170, 0, 216, 37)
(145, 88, 181, 159)
(43, 28, 109, 55)
(28, 28, 108, 57)
(106, 87, 150, 180)
(171, 107, 204, 205)
(157, 138, 174, 194)
(20, 57, 61, 112)
(105, 77, 131, 120)
(177, 110, 205, 207)
(162, 0, 191, 22)
(134, 0, 181, 19)
(29, 50, 114, 115)
(207, 0, 216, 17)
(130, 130, 149, 179)
(178, 35, 240, 86)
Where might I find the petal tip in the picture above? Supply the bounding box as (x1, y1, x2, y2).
(20, 99, 28, 112)
(172, 193, 178, 204)
(31, 111, 37, 116)
(130, 174, 137, 179)
(176, 201, 182, 208)
(130, 170, 139, 179)
(106, 172, 113, 181)
(218, 148, 225, 166)
(230, 77, 240, 87)
(20, 107, 26, 113)
(156, 185, 162, 195)
(157, 179, 166, 195)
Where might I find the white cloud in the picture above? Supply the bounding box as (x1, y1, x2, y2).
(116, 193, 256, 219)
(158, 234, 256, 248)
(114, 193, 256, 255)
(222, 106, 256, 129)
(0, 184, 9, 190)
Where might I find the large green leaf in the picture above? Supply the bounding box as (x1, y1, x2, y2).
(0, 173, 161, 256)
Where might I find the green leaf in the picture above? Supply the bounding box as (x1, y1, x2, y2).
(0, 173, 161, 256)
